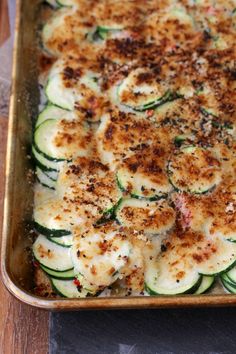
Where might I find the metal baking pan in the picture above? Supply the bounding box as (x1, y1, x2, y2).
(2, 0, 236, 310)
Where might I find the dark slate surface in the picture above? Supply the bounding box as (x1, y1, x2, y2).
(50, 308, 236, 354)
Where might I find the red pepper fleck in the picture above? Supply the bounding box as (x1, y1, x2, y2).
(33, 261, 39, 267)
(146, 109, 154, 117)
(206, 6, 217, 16)
(73, 278, 81, 286)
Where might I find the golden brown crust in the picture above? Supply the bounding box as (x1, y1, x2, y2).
(35, 0, 236, 295)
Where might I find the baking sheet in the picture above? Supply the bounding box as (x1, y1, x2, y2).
(1, 0, 236, 310)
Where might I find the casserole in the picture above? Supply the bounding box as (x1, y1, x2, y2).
(2, 0, 236, 309)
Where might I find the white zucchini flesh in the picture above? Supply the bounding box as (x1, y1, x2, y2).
(172, 188, 236, 241)
(56, 0, 74, 7)
(34, 198, 85, 235)
(145, 230, 236, 295)
(71, 224, 131, 287)
(118, 68, 169, 110)
(41, 265, 75, 279)
(34, 119, 91, 161)
(117, 167, 171, 199)
(116, 199, 176, 235)
(45, 60, 101, 111)
(42, 8, 90, 56)
(32, 145, 64, 172)
(90, 0, 152, 29)
(51, 278, 89, 298)
(96, 113, 157, 169)
(168, 146, 222, 194)
(116, 148, 172, 199)
(145, 6, 195, 46)
(33, 235, 73, 271)
(93, 26, 123, 41)
(225, 266, 236, 284)
(44, 170, 58, 181)
(36, 167, 56, 190)
(36, 104, 75, 128)
(34, 183, 56, 207)
(196, 84, 221, 117)
(145, 259, 201, 295)
(56, 157, 122, 216)
(46, 0, 58, 7)
(204, 188, 236, 242)
(162, 7, 194, 26)
(194, 275, 215, 295)
(190, 233, 236, 275)
(47, 234, 73, 247)
(46, 75, 76, 111)
(221, 275, 236, 294)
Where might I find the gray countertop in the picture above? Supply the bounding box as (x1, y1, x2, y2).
(50, 308, 236, 354)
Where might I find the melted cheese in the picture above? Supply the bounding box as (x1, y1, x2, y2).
(35, 0, 236, 297)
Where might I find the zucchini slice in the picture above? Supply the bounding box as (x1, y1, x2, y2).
(34, 199, 75, 237)
(36, 167, 56, 190)
(51, 278, 89, 298)
(45, 75, 75, 111)
(47, 234, 73, 247)
(145, 7, 195, 49)
(93, 26, 122, 41)
(71, 224, 131, 288)
(42, 8, 90, 56)
(168, 146, 222, 194)
(44, 169, 58, 182)
(204, 186, 236, 242)
(116, 198, 175, 235)
(34, 183, 56, 207)
(32, 145, 63, 172)
(45, 0, 58, 8)
(194, 275, 215, 295)
(96, 112, 157, 169)
(145, 262, 201, 296)
(34, 119, 91, 161)
(116, 147, 172, 199)
(36, 104, 75, 128)
(221, 275, 236, 294)
(57, 157, 122, 217)
(225, 266, 236, 284)
(41, 265, 75, 279)
(118, 68, 171, 111)
(33, 235, 73, 271)
(45, 60, 101, 112)
(145, 230, 236, 295)
(56, 0, 74, 7)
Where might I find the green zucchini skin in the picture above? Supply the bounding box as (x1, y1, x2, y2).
(116, 170, 169, 201)
(225, 267, 236, 284)
(34, 120, 68, 162)
(221, 274, 236, 293)
(41, 265, 75, 279)
(94, 198, 122, 226)
(33, 235, 73, 272)
(131, 91, 178, 112)
(50, 278, 89, 298)
(145, 275, 202, 296)
(32, 145, 61, 172)
(46, 235, 73, 248)
(45, 0, 59, 8)
(34, 221, 71, 238)
(167, 146, 221, 194)
(36, 167, 56, 190)
(194, 276, 215, 295)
